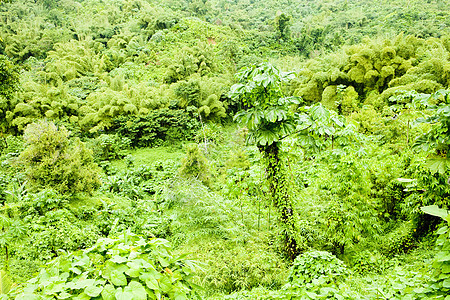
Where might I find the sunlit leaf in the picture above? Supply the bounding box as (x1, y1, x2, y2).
(101, 284, 116, 300)
(124, 281, 147, 300)
(425, 158, 450, 174)
(84, 285, 103, 297)
(0, 270, 14, 295)
(310, 104, 330, 122)
(421, 205, 449, 220)
(110, 270, 127, 286)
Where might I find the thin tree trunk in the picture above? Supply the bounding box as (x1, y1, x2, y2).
(407, 120, 410, 147)
(5, 246, 8, 270)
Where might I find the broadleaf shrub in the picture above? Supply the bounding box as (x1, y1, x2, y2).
(288, 251, 350, 285)
(12, 232, 202, 299)
(420, 206, 450, 298)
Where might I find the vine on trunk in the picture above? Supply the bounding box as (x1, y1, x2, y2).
(260, 142, 299, 260)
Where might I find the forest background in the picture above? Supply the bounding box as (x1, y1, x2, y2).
(0, 0, 450, 299)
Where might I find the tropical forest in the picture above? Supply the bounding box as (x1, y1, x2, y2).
(0, 0, 450, 299)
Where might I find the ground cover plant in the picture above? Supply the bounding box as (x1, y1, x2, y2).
(0, 0, 450, 299)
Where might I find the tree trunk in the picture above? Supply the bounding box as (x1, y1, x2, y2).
(5, 246, 8, 270)
(407, 120, 410, 147)
(260, 142, 299, 260)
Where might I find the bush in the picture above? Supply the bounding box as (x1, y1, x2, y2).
(12, 232, 202, 299)
(288, 251, 350, 285)
(179, 143, 211, 186)
(0, 174, 8, 204)
(195, 240, 287, 294)
(0, 135, 24, 157)
(26, 211, 101, 261)
(112, 108, 200, 148)
(18, 189, 68, 217)
(87, 134, 131, 162)
(18, 120, 100, 194)
(419, 206, 450, 298)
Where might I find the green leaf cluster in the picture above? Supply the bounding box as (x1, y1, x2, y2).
(412, 89, 450, 174)
(165, 43, 216, 84)
(12, 232, 201, 299)
(230, 62, 298, 146)
(420, 206, 450, 297)
(291, 34, 450, 111)
(112, 108, 200, 148)
(288, 251, 349, 285)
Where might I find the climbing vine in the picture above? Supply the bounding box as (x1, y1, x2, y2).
(260, 142, 298, 259)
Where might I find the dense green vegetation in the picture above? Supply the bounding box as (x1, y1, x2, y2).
(0, 0, 449, 299)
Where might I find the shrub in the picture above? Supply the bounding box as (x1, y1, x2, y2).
(112, 108, 200, 148)
(101, 174, 144, 200)
(87, 134, 131, 162)
(288, 251, 350, 285)
(0, 174, 8, 204)
(351, 250, 388, 275)
(12, 232, 202, 299)
(18, 120, 100, 194)
(179, 143, 211, 186)
(195, 240, 288, 294)
(18, 189, 68, 217)
(26, 211, 101, 261)
(0, 55, 20, 100)
(194, 123, 225, 147)
(0, 135, 24, 157)
(420, 205, 450, 298)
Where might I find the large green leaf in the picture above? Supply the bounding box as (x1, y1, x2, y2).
(279, 122, 295, 137)
(0, 270, 14, 295)
(278, 96, 301, 105)
(101, 284, 116, 300)
(15, 294, 40, 300)
(124, 281, 147, 300)
(110, 255, 128, 264)
(228, 83, 245, 100)
(125, 265, 141, 278)
(436, 252, 450, 262)
(174, 292, 189, 300)
(421, 205, 449, 220)
(57, 291, 72, 299)
(310, 104, 330, 122)
(140, 270, 161, 290)
(84, 285, 103, 297)
(425, 157, 450, 174)
(145, 278, 159, 290)
(110, 270, 127, 286)
(330, 115, 345, 127)
(234, 107, 265, 130)
(73, 292, 90, 300)
(443, 278, 450, 288)
(158, 276, 173, 293)
(115, 287, 134, 300)
(256, 129, 279, 146)
(396, 178, 416, 183)
(66, 278, 96, 290)
(265, 106, 287, 123)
